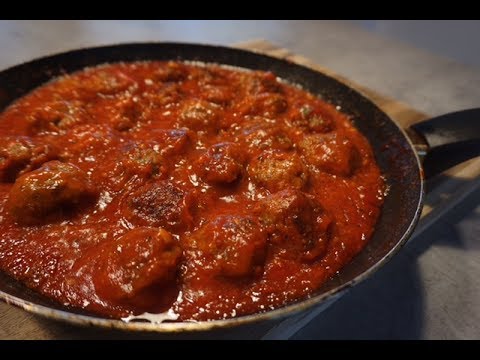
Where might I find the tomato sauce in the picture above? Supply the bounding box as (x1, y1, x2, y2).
(0, 61, 384, 321)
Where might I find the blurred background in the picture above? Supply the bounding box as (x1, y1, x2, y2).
(1, 20, 479, 116)
(351, 20, 480, 68)
(2, 20, 480, 66)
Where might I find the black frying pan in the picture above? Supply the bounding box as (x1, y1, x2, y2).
(0, 43, 479, 333)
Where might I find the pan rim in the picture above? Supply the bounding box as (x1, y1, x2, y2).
(0, 41, 425, 333)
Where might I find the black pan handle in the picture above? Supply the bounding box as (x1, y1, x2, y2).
(409, 108, 480, 179)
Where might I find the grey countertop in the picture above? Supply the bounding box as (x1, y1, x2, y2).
(0, 20, 479, 340)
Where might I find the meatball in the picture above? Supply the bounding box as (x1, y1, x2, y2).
(73, 68, 137, 96)
(237, 93, 288, 117)
(299, 133, 360, 177)
(242, 71, 283, 94)
(255, 188, 313, 226)
(94, 95, 144, 132)
(290, 104, 335, 133)
(255, 93, 288, 116)
(28, 100, 91, 134)
(92, 227, 182, 302)
(122, 145, 166, 179)
(153, 61, 188, 82)
(248, 150, 308, 192)
(201, 84, 233, 105)
(7, 161, 97, 225)
(0, 136, 58, 182)
(254, 189, 332, 262)
(239, 118, 292, 151)
(195, 142, 246, 184)
(176, 99, 222, 132)
(0, 137, 32, 182)
(126, 181, 195, 231)
(142, 83, 184, 108)
(189, 215, 267, 278)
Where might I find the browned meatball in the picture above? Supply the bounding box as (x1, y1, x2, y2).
(72, 68, 137, 96)
(152, 61, 188, 82)
(195, 142, 246, 184)
(28, 100, 91, 135)
(176, 99, 222, 132)
(91, 227, 182, 302)
(192, 66, 229, 86)
(290, 105, 335, 133)
(122, 145, 166, 179)
(201, 85, 233, 105)
(0, 137, 32, 181)
(7, 161, 97, 225)
(142, 83, 184, 108)
(257, 93, 288, 116)
(0, 136, 58, 182)
(126, 181, 195, 231)
(189, 215, 267, 278)
(255, 188, 313, 226)
(239, 118, 292, 151)
(290, 104, 335, 133)
(254, 189, 332, 262)
(111, 131, 188, 184)
(237, 93, 288, 117)
(242, 71, 283, 94)
(248, 150, 308, 192)
(299, 133, 360, 177)
(101, 95, 144, 132)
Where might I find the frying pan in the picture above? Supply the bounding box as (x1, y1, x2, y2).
(1, 43, 479, 334)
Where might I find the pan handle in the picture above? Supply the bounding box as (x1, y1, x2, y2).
(409, 108, 480, 179)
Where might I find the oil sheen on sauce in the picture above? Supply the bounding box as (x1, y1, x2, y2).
(0, 61, 384, 321)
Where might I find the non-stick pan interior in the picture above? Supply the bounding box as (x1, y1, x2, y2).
(0, 43, 424, 330)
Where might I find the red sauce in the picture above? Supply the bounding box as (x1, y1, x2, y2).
(0, 61, 384, 321)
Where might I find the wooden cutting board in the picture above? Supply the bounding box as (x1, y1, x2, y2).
(1, 39, 479, 340)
